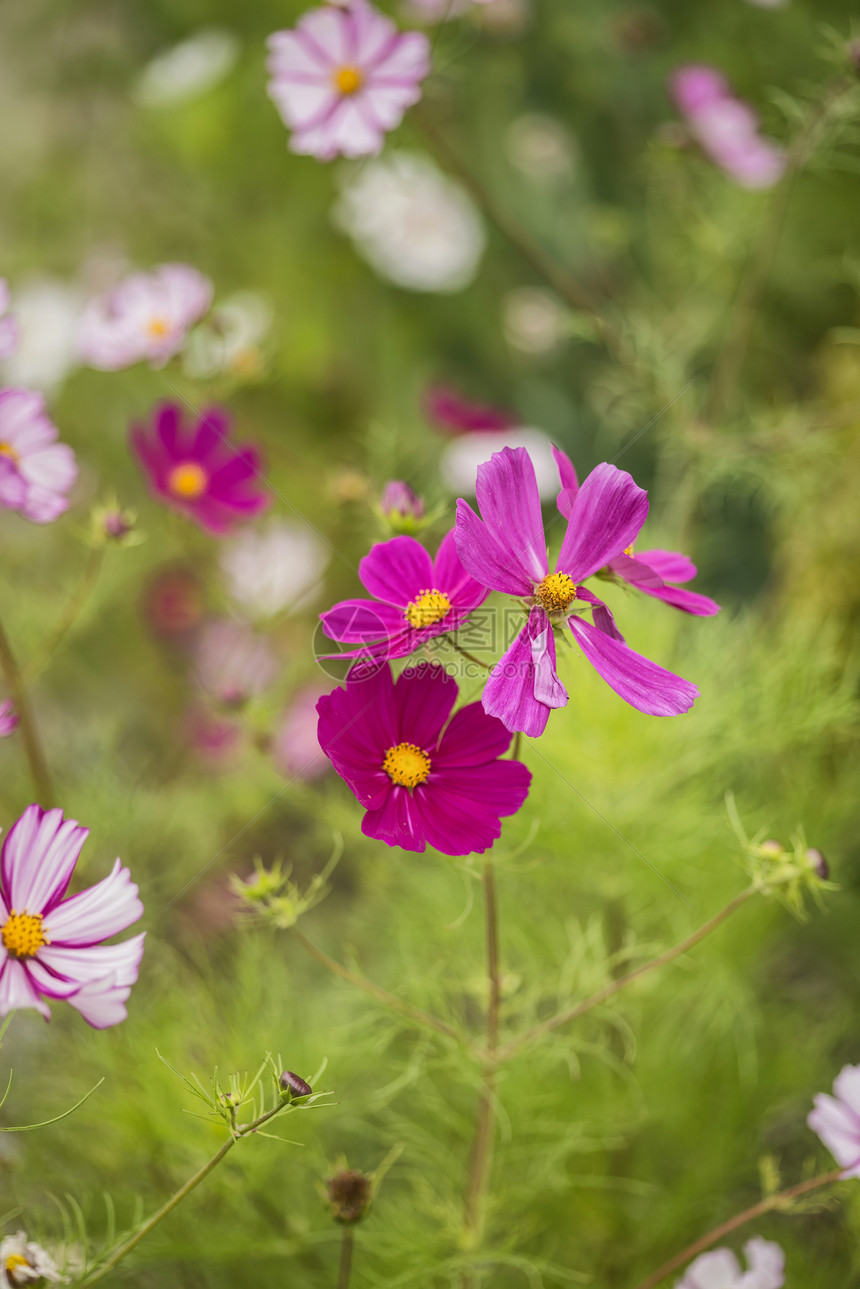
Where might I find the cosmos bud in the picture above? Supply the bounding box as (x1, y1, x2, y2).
(326, 1168, 372, 1224)
(280, 1070, 313, 1099)
(805, 848, 829, 881)
(379, 481, 425, 532)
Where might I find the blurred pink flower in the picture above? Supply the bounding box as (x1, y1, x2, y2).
(131, 402, 269, 536)
(184, 705, 244, 767)
(144, 566, 205, 639)
(273, 682, 333, 780)
(77, 263, 212, 370)
(0, 280, 19, 360)
(670, 65, 786, 190)
(194, 618, 278, 706)
(675, 1237, 784, 1288)
(0, 388, 78, 524)
(0, 804, 145, 1028)
(0, 701, 17, 739)
(808, 1063, 860, 1178)
(266, 0, 430, 160)
(424, 385, 516, 436)
(380, 480, 424, 525)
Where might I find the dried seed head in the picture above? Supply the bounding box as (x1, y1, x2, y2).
(326, 1169, 372, 1224)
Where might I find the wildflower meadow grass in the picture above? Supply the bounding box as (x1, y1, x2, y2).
(2, 1, 860, 1286)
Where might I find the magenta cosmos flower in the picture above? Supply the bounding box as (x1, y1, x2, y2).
(0, 388, 77, 524)
(0, 805, 145, 1028)
(424, 385, 516, 436)
(455, 446, 700, 737)
(670, 65, 785, 190)
(554, 450, 720, 618)
(808, 1063, 860, 1178)
(320, 529, 489, 662)
(317, 662, 531, 854)
(77, 263, 212, 370)
(676, 1237, 784, 1289)
(266, 0, 431, 160)
(131, 402, 269, 536)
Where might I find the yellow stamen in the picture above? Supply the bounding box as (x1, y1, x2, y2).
(5, 1254, 33, 1280)
(2, 910, 48, 959)
(383, 742, 431, 789)
(167, 462, 208, 499)
(623, 545, 634, 557)
(535, 571, 577, 613)
(0, 442, 19, 463)
(333, 65, 364, 95)
(146, 316, 170, 340)
(404, 588, 452, 631)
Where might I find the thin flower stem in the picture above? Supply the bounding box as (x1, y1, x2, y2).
(632, 1168, 845, 1289)
(0, 613, 54, 806)
(80, 1100, 289, 1286)
(497, 886, 757, 1062)
(414, 111, 633, 367)
(446, 637, 492, 671)
(25, 546, 104, 682)
(291, 927, 467, 1048)
(462, 860, 502, 1260)
(705, 77, 853, 424)
(337, 1227, 355, 1289)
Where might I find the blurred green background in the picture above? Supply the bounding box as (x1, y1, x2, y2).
(2, 0, 860, 1284)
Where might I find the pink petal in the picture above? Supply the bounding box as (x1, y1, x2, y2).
(557, 462, 648, 582)
(475, 446, 547, 584)
(393, 662, 457, 749)
(433, 701, 512, 766)
(552, 444, 579, 519)
(568, 615, 698, 716)
(1, 804, 89, 914)
(360, 535, 435, 606)
(455, 498, 537, 597)
(361, 783, 426, 852)
(0, 957, 50, 1018)
(43, 859, 143, 946)
(482, 612, 566, 737)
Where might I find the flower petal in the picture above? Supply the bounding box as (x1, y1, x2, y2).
(361, 784, 426, 852)
(557, 463, 648, 581)
(552, 444, 578, 519)
(359, 535, 435, 606)
(413, 761, 530, 856)
(432, 528, 489, 607)
(394, 662, 457, 749)
(482, 612, 566, 737)
(0, 804, 89, 915)
(320, 597, 407, 645)
(434, 701, 512, 767)
(0, 957, 50, 1019)
(455, 498, 536, 597)
(43, 859, 143, 946)
(474, 446, 547, 582)
(567, 616, 698, 716)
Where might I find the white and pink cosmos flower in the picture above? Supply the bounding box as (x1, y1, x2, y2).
(77, 263, 213, 370)
(266, 0, 431, 160)
(0, 388, 78, 524)
(0, 805, 145, 1028)
(0, 279, 19, 360)
(808, 1063, 860, 1177)
(675, 1237, 784, 1289)
(670, 65, 786, 190)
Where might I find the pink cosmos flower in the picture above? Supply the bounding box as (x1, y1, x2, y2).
(808, 1063, 860, 1177)
(0, 804, 145, 1028)
(194, 618, 278, 706)
(316, 662, 531, 854)
(320, 529, 489, 662)
(131, 402, 269, 536)
(77, 263, 213, 370)
(266, 0, 431, 160)
(670, 65, 786, 190)
(0, 388, 78, 524)
(0, 279, 19, 360)
(0, 701, 17, 738)
(424, 385, 517, 436)
(455, 446, 700, 737)
(554, 451, 720, 617)
(676, 1237, 784, 1289)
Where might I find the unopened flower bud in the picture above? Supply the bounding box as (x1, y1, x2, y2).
(103, 508, 134, 541)
(326, 1168, 372, 1224)
(805, 848, 829, 881)
(380, 481, 425, 531)
(757, 839, 784, 860)
(280, 1070, 313, 1098)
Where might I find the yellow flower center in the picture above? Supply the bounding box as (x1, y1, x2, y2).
(5, 1254, 33, 1281)
(0, 441, 19, 463)
(333, 65, 364, 95)
(404, 589, 452, 630)
(167, 462, 208, 499)
(2, 910, 48, 959)
(146, 316, 170, 340)
(535, 572, 577, 613)
(623, 545, 634, 557)
(382, 742, 431, 789)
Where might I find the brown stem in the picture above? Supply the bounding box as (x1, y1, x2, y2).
(336, 1227, 354, 1289)
(633, 1168, 845, 1289)
(414, 111, 633, 366)
(497, 887, 756, 1061)
(0, 613, 54, 806)
(291, 927, 465, 1047)
(705, 78, 853, 424)
(462, 861, 502, 1256)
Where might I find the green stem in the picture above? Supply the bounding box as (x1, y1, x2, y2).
(497, 886, 757, 1061)
(291, 927, 467, 1048)
(25, 547, 104, 682)
(446, 637, 492, 672)
(633, 1168, 845, 1289)
(336, 1227, 354, 1289)
(463, 860, 502, 1259)
(0, 613, 54, 805)
(80, 1101, 288, 1286)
